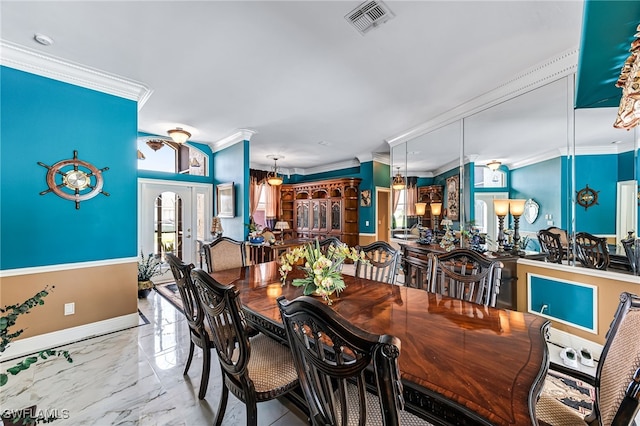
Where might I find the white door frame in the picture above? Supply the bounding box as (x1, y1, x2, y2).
(617, 180, 638, 244)
(138, 178, 212, 270)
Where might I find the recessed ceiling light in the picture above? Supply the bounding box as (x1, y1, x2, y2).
(34, 33, 54, 46)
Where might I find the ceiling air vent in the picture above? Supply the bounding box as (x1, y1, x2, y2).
(345, 0, 395, 35)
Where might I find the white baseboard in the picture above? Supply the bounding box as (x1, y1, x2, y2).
(0, 313, 139, 361)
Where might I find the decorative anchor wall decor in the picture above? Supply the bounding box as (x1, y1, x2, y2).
(38, 150, 109, 209)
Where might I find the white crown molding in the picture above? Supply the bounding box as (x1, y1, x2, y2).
(0, 257, 137, 278)
(209, 128, 256, 153)
(0, 40, 153, 109)
(297, 158, 361, 176)
(0, 313, 139, 361)
(387, 48, 579, 146)
(509, 148, 564, 170)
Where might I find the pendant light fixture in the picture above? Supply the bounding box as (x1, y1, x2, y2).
(267, 155, 284, 186)
(167, 127, 191, 144)
(391, 167, 405, 190)
(486, 160, 501, 171)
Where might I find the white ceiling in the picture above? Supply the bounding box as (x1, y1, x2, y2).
(3, 0, 617, 175)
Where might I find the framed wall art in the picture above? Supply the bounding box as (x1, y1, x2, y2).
(360, 189, 371, 207)
(217, 182, 235, 218)
(445, 175, 459, 220)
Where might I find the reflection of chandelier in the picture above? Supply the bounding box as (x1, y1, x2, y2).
(146, 139, 165, 151)
(267, 155, 284, 186)
(392, 167, 405, 190)
(167, 127, 191, 144)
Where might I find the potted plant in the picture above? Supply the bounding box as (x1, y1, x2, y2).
(1, 286, 73, 424)
(138, 251, 162, 298)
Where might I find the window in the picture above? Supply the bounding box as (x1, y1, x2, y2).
(137, 137, 208, 176)
(475, 166, 506, 188)
(393, 189, 407, 228)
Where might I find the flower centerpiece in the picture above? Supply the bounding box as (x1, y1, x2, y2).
(278, 239, 367, 304)
(245, 218, 264, 243)
(439, 218, 455, 252)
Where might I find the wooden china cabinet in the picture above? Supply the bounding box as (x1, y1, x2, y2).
(417, 185, 443, 229)
(279, 178, 361, 247)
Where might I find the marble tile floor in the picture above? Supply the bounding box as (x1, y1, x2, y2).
(1, 292, 308, 426)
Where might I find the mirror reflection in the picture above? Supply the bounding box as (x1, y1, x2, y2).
(391, 73, 638, 274)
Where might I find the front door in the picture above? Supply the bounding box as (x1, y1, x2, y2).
(139, 179, 212, 281)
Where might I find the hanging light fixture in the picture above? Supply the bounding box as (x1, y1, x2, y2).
(137, 149, 146, 160)
(267, 155, 284, 186)
(167, 127, 191, 144)
(146, 139, 165, 151)
(486, 160, 501, 171)
(391, 167, 405, 190)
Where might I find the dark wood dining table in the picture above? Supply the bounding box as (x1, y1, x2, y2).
(210, 261, 550, 426)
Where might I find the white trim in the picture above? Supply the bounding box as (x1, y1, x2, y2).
(297, 159, 361, 176)
(359, 233, 376, 237)
(518, 258, 640, 284)
(209, 129, 256, 152)
(137, 177, 211, 189)
(548, 327, 604, 360)
(0, 313, 139, 361)
(527, 272, 598, 334)
(0, 40, 152, 109)
(386, 48, 579, 147)
(0, 257, 137, 278)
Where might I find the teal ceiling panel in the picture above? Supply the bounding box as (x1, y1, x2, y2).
(576, 0, 640, 109)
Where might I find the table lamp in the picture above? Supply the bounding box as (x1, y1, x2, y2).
(493, 199, 510, 252)
(430, 202, 442, 231)
(274, 221, 290, 244)
(415, 202, 426, 227)
(509, 199, 526, 254)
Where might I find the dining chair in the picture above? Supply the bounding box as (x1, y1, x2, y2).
(165, 253, 213, 400)
(203, 236, 246, 272)
(537, 229, 565, 264)
(318, 236, 343, 259)
(537, 292, 640, 426)
(575, 231, 610, 270)
(190, 268, 299, 426)
(277, 295, 427, 425)
(354, 241, 400, 284)
(621, 237, 640, 274)
(429, 249, 503, 307)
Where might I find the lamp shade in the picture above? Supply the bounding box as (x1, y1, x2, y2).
(487, 160, 501, 171)
(391, 167, 405, 190)
(267, 175, 283, 186)
(415, 202, 427, 216)
(493, 199, 510, 216)
(430, 202, 442, 216)
(274, 221, 290, 231)
(509, 199, 526, 216)
(167, 127, 191, 144)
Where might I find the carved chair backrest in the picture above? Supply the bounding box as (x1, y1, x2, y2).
(575, 232, 610, 270)
(621, 237, 640, 274)
(592, 293, 640, 426)
(166, 253, 203, 334)
(190, 268, 251, 385)
(318, 237, 344, 261)
(277, 295, 403, 426)
(537, 229, 564, 264)
(429, 249, 502, 307)
(354, 241, 400, 284)
(204, 237, 246, 272)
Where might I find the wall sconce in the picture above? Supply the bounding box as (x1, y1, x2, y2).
(137, 149, 146, 160)
(392, 167, 405, 190)
(415, 202, 426, 227)
(486, 160, 501, 171)
(210, 216, 223, 239)
(167, 127, 191, 144)
(493, 199, 510, 252)
(430, 202, 442, 231)
(509, 199, 526, 254)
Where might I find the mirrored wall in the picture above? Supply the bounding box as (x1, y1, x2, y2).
(391, 73, 638, 271)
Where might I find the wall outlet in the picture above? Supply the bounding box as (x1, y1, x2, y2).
(64, 302, 75, 316)
(365, 220, 369, 226)
(547, 220, 553, 226)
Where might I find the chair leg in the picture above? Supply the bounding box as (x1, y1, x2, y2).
(213, 379, 229, 426)
(246, 400, 258, 426)
(184, 340, 195, 375)
(198, 348, 211, 400)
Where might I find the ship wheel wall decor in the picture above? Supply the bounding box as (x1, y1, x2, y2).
(576, 184, 599, 210)
(38, 150, 109, 209)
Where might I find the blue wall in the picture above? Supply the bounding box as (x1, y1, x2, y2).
(1, 67, 138, 269)
(213, 141, 249, 241)
(575, 154, 617, 234)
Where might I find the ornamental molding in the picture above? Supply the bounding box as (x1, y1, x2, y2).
(0, 40, 152, 109)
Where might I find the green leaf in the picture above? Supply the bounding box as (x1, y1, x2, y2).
(0, 373, 7, 386)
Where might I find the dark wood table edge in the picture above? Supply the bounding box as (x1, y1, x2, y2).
(242, 298, 549, 425)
